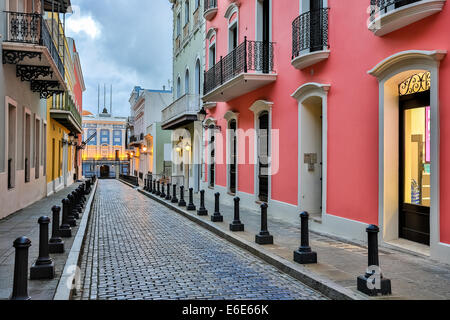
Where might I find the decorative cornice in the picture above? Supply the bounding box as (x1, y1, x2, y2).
(291, 82, 331, 101)
(368, 50, 447, 79)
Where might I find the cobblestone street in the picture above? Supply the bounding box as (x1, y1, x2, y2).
(73, 180, 326, 300)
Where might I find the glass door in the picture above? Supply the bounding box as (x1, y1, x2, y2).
(399, 91, 431, 245)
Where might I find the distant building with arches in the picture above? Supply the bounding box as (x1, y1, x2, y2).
(81, 108, 129, 178)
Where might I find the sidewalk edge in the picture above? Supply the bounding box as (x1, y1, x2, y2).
(53, 180, 98, 300)
(118, 179, 366, 300)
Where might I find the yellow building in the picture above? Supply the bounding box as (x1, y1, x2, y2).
(45, 12, 84, 195)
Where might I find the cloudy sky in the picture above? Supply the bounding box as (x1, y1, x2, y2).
(65, 0, 173, 117)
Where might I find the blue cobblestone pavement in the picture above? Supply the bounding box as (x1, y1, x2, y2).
(73, 180, 327, 300)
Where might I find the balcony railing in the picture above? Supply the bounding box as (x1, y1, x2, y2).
(204, 0, 217, 12)
(204, 37, 275, 95)
(370, 0, 421, 17)
(4, 11, 65, 78)
(292, 8, 329, 60)
(162, 94, 201, 126)
(4, 11, 41, 43)
(42, 20, 65, 79)
(51, 92, 82, 128)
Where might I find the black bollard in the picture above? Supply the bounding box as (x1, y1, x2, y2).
(85, 180, 91, 194)
(152, 180, 156, 194)
(67, 194, 78, 225)
(197, 190, 208, 216)
(293, 212, 317, 264)
(255, 203, 273, 245)
(165, 183, 172, 201)
(73, 190, 83, 214)
(230, 197, 245, 231)
(49, 206, 64, 254)
(78, 186, 86, 205)
(357, 225, 391, 296)
(71, 191, 81, 217)
(156, 181, 161, 196)
(10, 237, 32, 300)
(178, 186, 187, 207)
(211, 193, 224, 222)
(144, 179, 147, 191)
(59, 199, 72, 238)
(187, 188, 196, 211)
(30, 216, 55, 280)
(160, 182, 166, 198)
(171, 184, 179, 203)
(149, 178, 153, 193)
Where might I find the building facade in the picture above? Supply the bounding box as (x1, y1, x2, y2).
(127, 86, 172, 184)
(164, 0, 206, 191)
(0, 0, 75, 219)
(45, 13, 85, 196)
(200, 0, 450, 264)
(81, 109, 128, 178)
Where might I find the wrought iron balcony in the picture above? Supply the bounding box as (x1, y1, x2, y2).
(203, 37, 276, 102)
(50, 92, 83, 134)
(204, 0, 218, 20)
(370, 0, 421, 16)
(368, 0, 445, 36)
(161, 94, 201, 130)
(292, 8, 330, 70)
(2, 11, 67, 98)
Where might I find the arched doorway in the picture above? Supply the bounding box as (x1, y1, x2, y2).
(299, 95, 323, 216)
(292, 83, 330, 220)
(100, 165, 110, 178)
(368, 50, 444, 253)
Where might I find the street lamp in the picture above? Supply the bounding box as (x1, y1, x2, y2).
(197, 107, 207, 123)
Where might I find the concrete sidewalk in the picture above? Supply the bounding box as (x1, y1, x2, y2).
(195, 192, 450, 299)
(0, 182, 84, 300)
(138, 184, 450, 300)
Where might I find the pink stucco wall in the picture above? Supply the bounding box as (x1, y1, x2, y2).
(205, 0, 450, 244)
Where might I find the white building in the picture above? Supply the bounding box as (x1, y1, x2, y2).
(127, 86, 173, 184)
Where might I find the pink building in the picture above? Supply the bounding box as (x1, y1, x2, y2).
(200, 0, 450, 264)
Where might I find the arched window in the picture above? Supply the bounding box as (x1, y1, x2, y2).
(185, 0, 190, 24)
(177, 76, 181, 99)
(185, 69, 190, 94)
(195, 59, 201, 96)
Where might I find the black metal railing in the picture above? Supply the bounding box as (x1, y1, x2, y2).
(4, 12, 65, 78)
(119, 174, 138, 186)
(204, 37, 274, 95)
(41, 20, 65, 78)
(370, 0, 421, 16)
(292, 8, 329, 60)
(204, 0, 217, 12)
(4, 11, 41, 43)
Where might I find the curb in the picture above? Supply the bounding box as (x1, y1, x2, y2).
(53, 179, 98, 300)
(118, 179, 366, 300)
